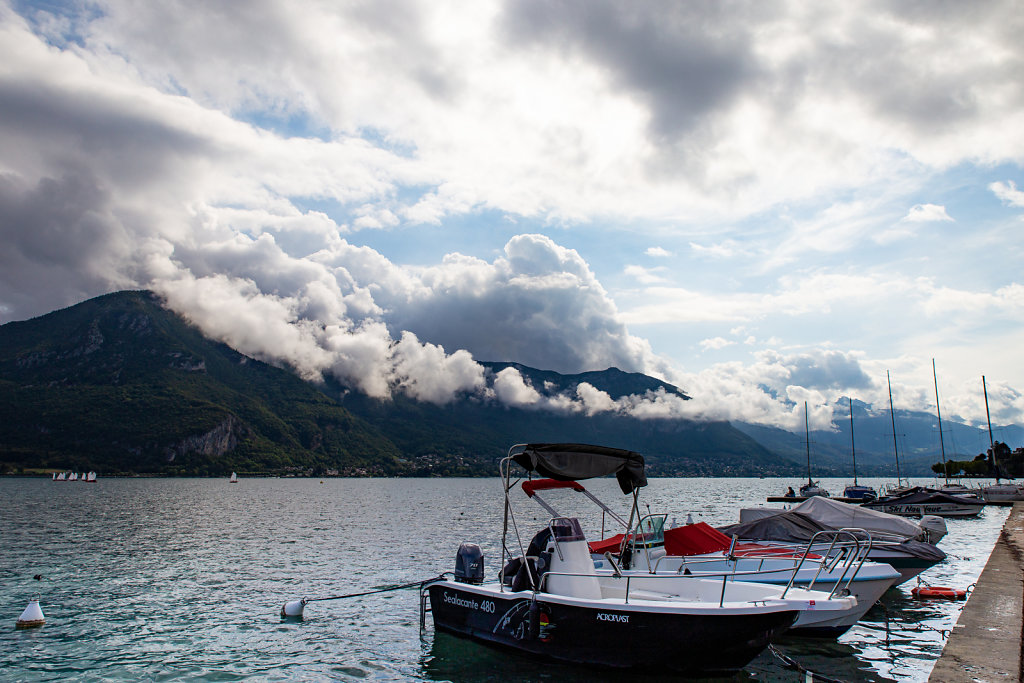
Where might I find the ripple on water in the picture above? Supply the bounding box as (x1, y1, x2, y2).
(0, 477, 1009, 682)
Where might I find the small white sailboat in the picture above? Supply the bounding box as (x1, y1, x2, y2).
(84, 471, 97, 483)
(229, 472, 238, 483)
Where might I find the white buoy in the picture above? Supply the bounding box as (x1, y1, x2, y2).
(685, 513, 694, 525)
(16, 599, 45, 629)
(281, 600, 305, 618)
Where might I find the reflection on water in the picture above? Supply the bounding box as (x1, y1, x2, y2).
(0, 476, 1008, 682)
(422, 631, 757, 682)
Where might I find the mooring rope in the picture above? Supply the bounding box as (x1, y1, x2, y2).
(767, 644, 847, 683)
(301, 573, 449, 604)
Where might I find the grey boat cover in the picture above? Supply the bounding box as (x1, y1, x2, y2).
(743, 496, 929, 540)
(512, 443, 647, 494)
(719, 511, 830, 543)
(718, 511, 946, 562)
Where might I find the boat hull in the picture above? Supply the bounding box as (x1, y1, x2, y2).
(597, 558, 891, 638)
(863, 501, 982, 518)
(426, 581, 796, 674)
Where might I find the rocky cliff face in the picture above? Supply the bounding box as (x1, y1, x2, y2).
(165, 416, 246, 461)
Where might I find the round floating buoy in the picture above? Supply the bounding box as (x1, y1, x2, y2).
(911, 586, 967, 600)
(281, 600, 306, 618)
(16, 599, 45, 628)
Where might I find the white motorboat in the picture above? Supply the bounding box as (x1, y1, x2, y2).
(422, 444, 856, 674)
(516, 470, 873, 637)
(591, 519, 896, 637)
(724, 498, 948, 584)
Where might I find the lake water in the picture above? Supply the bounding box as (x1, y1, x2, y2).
(0, 476, 1010, 682)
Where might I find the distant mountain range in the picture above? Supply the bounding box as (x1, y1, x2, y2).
(2, 291, 1019, 478)
(734, 398, 1024, 478)
(0, 291, 789, 476)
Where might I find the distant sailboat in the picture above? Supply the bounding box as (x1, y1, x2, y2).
(798, 402, 830, 498)
(842, 398, 877, 501)
(881, 371, 911, 496)
(84, 471, 97, 483)
(229, 472, 238, 484)
(979, 376, 1024, 504)
(931, 361, 979, 499)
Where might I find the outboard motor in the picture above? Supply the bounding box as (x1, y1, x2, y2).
(454, 542, 484, 584)
(918, 515, 947, 544)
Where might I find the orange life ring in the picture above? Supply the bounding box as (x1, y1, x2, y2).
(911, 586, 967, 600)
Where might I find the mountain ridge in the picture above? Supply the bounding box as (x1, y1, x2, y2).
(0, 290, 793, 476)
(5, 290, 1017, 477)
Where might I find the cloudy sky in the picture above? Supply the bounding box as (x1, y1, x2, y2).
(1, 0, 1022, 433)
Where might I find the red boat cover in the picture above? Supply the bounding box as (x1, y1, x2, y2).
(587, 533, 626, 555)
(588, 523, 821, 559)
(664, 523, 733, 556)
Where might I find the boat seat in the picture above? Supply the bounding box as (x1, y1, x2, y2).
(501, 526, 554, 591)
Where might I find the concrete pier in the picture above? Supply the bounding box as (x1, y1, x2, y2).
(929, 503, 1024, 682)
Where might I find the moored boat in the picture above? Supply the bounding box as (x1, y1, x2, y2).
(798, 403, 830, 499)
(862, 486, 985, 518)
(591, 518, 894, 637)
(517, 476, 875, 638)
(977, 376, 1024, 504)
(722, 500, 947, 585)
(422, 443, 856, 674)
(842, 398, 877, 502)
(774, 403, 831, 502)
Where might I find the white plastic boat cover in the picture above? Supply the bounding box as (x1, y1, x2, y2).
(740, 496, 927, 541)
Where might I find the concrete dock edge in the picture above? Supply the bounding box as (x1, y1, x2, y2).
(929, 502, 1024, 682)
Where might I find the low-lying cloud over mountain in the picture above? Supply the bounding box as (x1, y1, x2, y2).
(1, 1, 1022, 434)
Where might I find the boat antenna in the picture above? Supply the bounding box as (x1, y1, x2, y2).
(849, 397, 858, 486)
(888, 371, 903, 485)
(933, 359, 948, 484)
(804, 401, 813, 487)
(983, 375, 999, 483)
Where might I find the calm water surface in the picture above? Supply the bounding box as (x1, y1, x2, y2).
(0, 477, 1009, 681)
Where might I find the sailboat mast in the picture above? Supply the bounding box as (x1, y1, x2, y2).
(983, 375, 998, 482)
(849, 397, 858, 486)
(888, 371, 902, 484)
(933, 359, 948, 483)
(805, 401, 813, 487)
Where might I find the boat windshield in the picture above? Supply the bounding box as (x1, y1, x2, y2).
(630, 514, 666, 548)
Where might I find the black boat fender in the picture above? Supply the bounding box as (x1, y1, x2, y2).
(527, 598, 540, 640)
